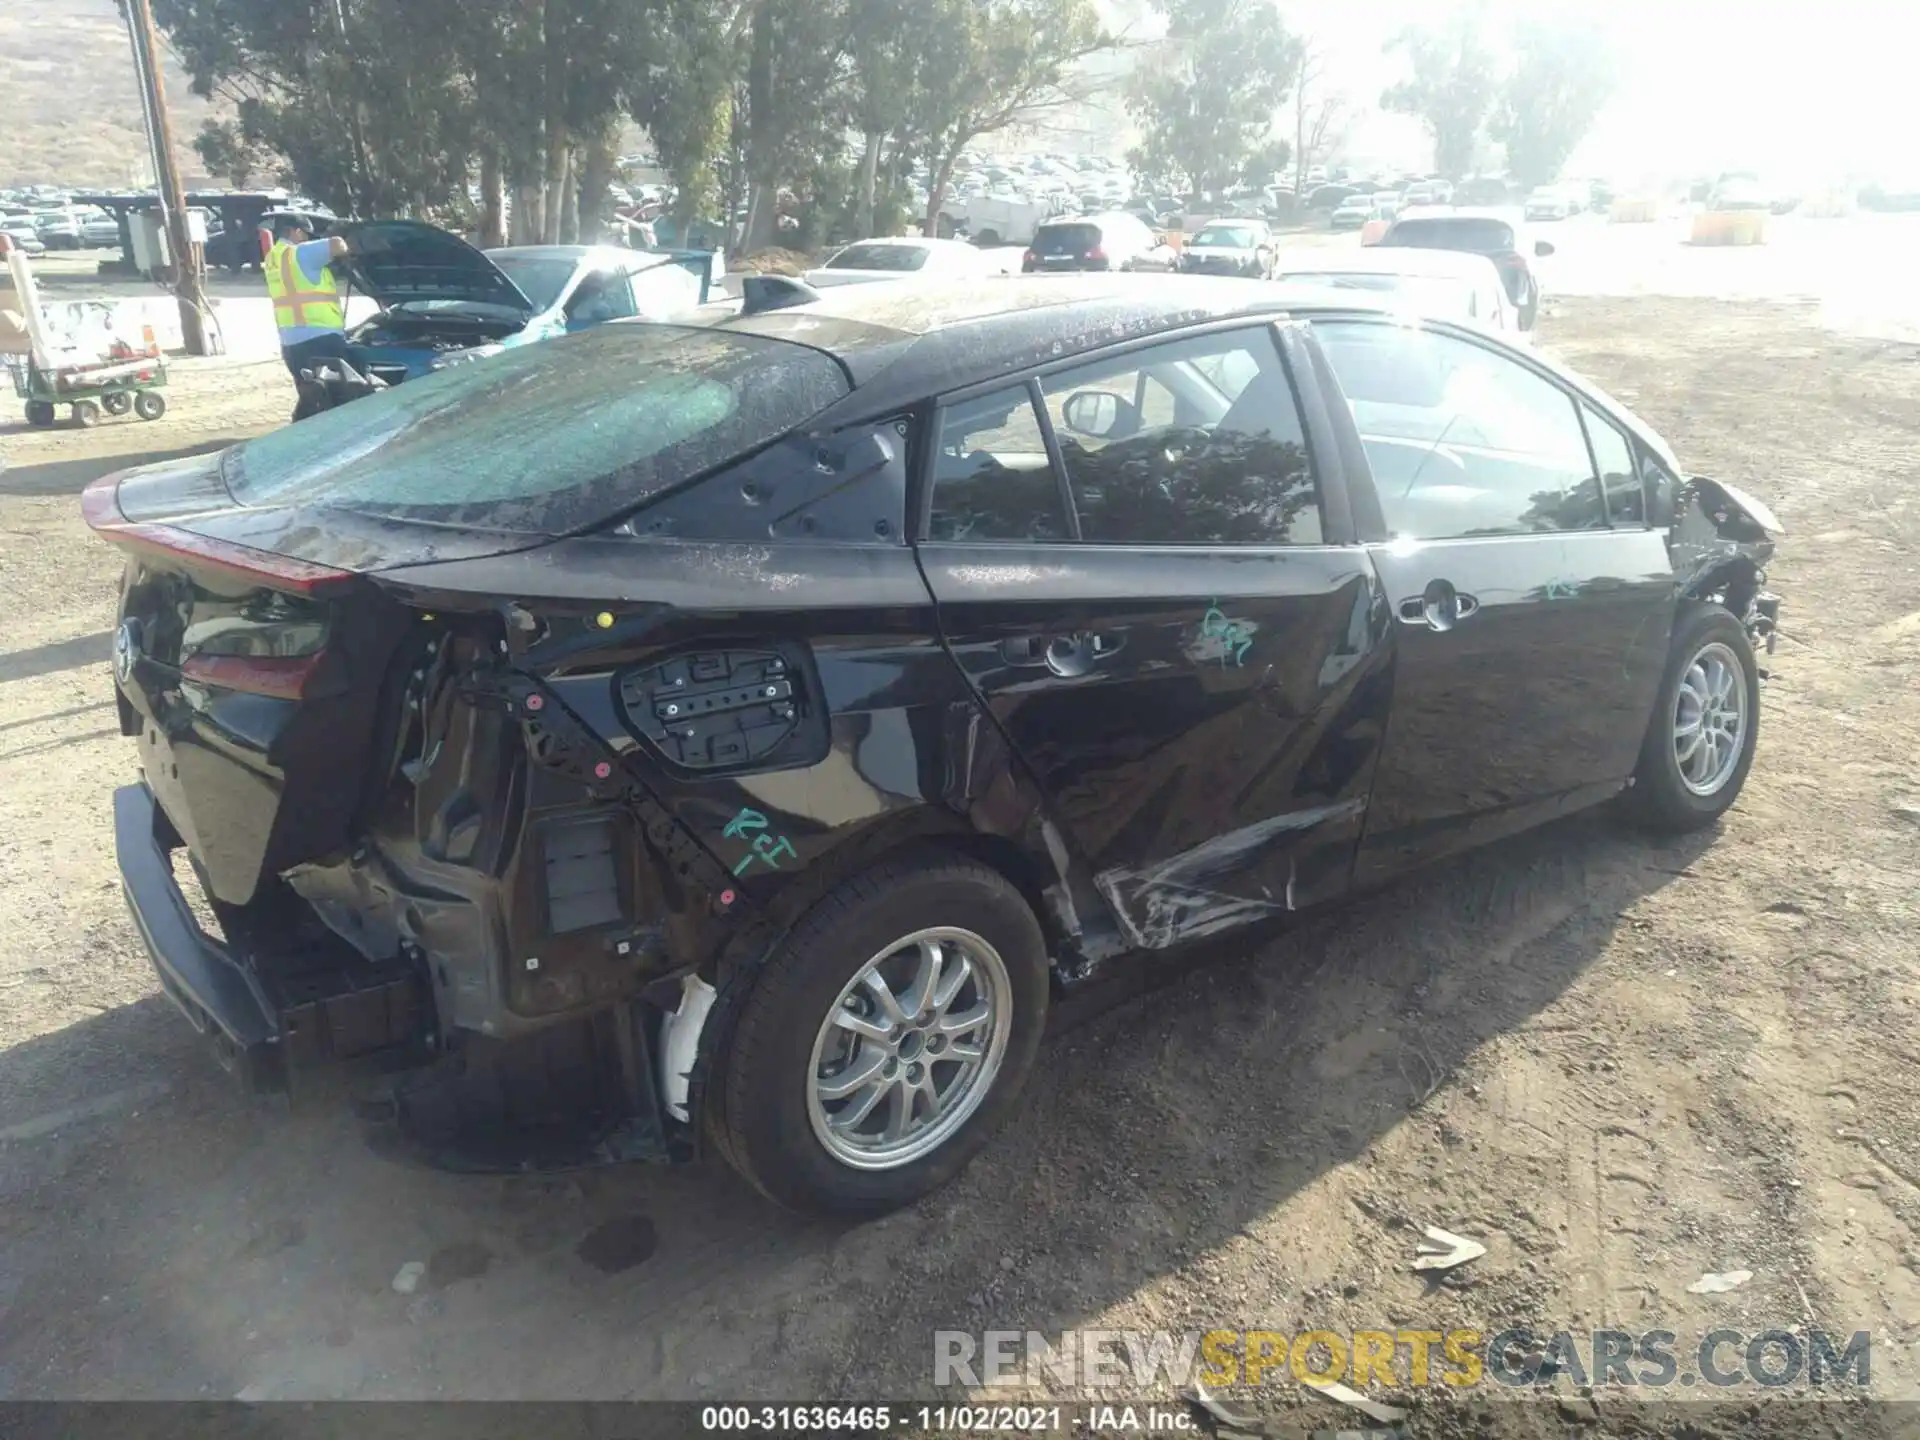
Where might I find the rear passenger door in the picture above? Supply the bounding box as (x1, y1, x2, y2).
(1306, 317, 1675, 882)
(916, 323, 1393, 949)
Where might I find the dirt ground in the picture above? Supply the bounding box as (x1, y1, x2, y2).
(2, 296, 1918, 1433)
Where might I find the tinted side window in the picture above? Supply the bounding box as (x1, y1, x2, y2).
(1316, 321, 1605, 540)
(928, 386, 1070, 542)
(1582, 404, 1645, 525)
(566, 270, 637, 325)
(1040, 328, 1321, 546)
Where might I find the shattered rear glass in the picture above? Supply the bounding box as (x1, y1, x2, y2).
(221, 324, 848, 534)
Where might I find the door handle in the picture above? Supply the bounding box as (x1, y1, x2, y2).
(999, 631, 1125, 675)
(1396, 581, 1479, 632)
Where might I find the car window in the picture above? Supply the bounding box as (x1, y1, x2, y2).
(828, 243, 927, 271)
(565, 270, 637, 325)
(1582, 404, 1646, 525)
(928, 387, 1070, 543)
(1382, 218, 1515, 252)
(628, 260, 706, 317)
(1315, 321, 1606, 540)
(1040, 328, 1321, 546)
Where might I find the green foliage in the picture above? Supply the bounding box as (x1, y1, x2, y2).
(1491, 20, 1616, 188)
(1380, 13, 1499, 180)
(1238, 136, 1292, 191)
(192, 117, 281, 191)
(1124, 0, 1301, 205)
(909, 0, 1114, 230)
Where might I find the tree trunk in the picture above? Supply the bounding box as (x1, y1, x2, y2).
(542, 0, 570, 245)
(743, 0, 778, 252)
(923, 149, 958, 238)
(855, 128, 882, 238)
(1293, 90, 1306, 196)
(576, 130, 616, 244)
(559, 147, 581, 244)
(480, 149, 506, 249)
(510, 174, 545, 245)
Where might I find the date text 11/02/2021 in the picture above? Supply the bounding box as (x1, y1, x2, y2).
(697, 1405, 1190, 1433)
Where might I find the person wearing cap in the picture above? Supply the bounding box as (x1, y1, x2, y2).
(264, 215, 352, 389)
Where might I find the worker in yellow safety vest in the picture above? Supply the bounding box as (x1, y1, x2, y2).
(263, 213, 353, 399)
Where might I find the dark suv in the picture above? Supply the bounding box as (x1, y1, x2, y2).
(1377, 211, 1555, 328)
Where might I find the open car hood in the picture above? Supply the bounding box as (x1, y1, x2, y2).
(332, 220, 536, 317)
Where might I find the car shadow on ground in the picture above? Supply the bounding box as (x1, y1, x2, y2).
(0, 439, 239, 498)
(0, 805, 1713, 1398)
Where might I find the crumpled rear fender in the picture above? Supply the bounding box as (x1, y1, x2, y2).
(1670, 474, 1779, 607)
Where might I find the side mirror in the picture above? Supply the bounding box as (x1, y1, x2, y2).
(1061, 390, 1120, 439)
(1534, 239, 1556, 257)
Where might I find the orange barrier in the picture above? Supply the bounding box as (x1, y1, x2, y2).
(1690, 209, 1767, 245)
(1609, 197, 1660, 223)
(1359, 218, 1390, 245)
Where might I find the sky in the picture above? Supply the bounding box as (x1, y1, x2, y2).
(1286, 0, 1913, 186)
(1092, 0, 1912, 187)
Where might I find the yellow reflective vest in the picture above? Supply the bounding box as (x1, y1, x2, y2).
(264, 239, 344, 335)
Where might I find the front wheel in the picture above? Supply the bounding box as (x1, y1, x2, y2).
(1625, 604, 1760, 832)
(707, 854, 1050, 1215)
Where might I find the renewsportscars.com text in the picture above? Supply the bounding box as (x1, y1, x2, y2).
(934, 1327, 1872, 1391)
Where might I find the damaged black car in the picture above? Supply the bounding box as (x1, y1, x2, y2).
(87, 277, 1781, 1215)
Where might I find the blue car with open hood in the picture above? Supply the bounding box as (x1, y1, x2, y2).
(335, 219, 720, 385)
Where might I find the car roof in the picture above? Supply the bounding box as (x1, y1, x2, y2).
(707, 274, 1395, 424)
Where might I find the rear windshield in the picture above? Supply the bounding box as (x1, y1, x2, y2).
(1384, 218, 1515, 252)
(221, 325, 849, 533)
(1034, 223, 1101, 252)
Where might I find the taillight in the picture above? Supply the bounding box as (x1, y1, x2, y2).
(181, 652, 327, 700)
(1024, 249, 1038, 264)
(1494, 250, 1525, 271)
(1088, 246, 1107, 264)
(81, 474, 354, 598)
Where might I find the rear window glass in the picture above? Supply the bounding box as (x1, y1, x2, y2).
(1384, 218, 1515, 252)
(1192, 226, 1259, 248)
(1034, 224, 1101, 253)
(222, 325, 849, 534)
(827, 243, 927, 271)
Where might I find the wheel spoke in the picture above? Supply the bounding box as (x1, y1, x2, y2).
(830, 1077, 891, 1132)
(833, 1007, 893, 1043)
(938, 1000, 992, 1035)
(906, 939, 945, 1020)
(817, 1048, 888, 1100)
(931, 951, 972, 1016)
(881, 1079, 913, 1142)
(946, 1041, 986, 1063)
(861, 968, 909, 1027)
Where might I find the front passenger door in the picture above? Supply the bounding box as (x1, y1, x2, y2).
(1309, 318, 1676, 881)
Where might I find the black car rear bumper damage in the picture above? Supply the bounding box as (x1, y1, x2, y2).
(114, 781, 285, 1092)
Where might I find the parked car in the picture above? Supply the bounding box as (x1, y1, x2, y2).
(88, 274, 1780, 1216)
(1022, 213, 1164, 272)
(1, 224, 46, 257)
(335, 221, 718, 385)
(1376, 211, 1555, 328)
(1177, 219, 1274, 277)
(79, 210, 122, 249)
(1329, 195, 1375, 231)
(1308, 183, 1363, 210)
(802, 237, 997, 289)
(32, 209, 82, 249)
(1270, 246, 1519, 334)
(1524, 186, 1576, 221)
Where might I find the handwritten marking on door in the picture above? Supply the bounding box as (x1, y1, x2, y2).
(1201, 603, 1254, 668)
(723, 807, 798, 876)
(1544, 579, 1582, 601)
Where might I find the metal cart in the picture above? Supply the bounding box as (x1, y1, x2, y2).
(9, 352, 170, 428)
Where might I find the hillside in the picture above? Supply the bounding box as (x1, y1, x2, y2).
(0, 0, 222, 190)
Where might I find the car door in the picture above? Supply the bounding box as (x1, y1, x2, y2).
(916, 322, 1393, 949)
(1306, 316, 1676, 883)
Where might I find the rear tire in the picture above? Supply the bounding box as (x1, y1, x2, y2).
(24, 401, 54, 427)
(71, 399, 100, 428)
(708, 854, 1049, 1216)
(1625, 604, 1760, 833)
(133, 390, 166, 420)
(102, 390, 133, 416)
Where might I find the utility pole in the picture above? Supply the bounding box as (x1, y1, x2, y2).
(122, 0, 212, 355)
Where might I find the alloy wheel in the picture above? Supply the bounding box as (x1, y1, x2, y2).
(1673, 640, 1746, 796)
(806, 927, 1011, 1171)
